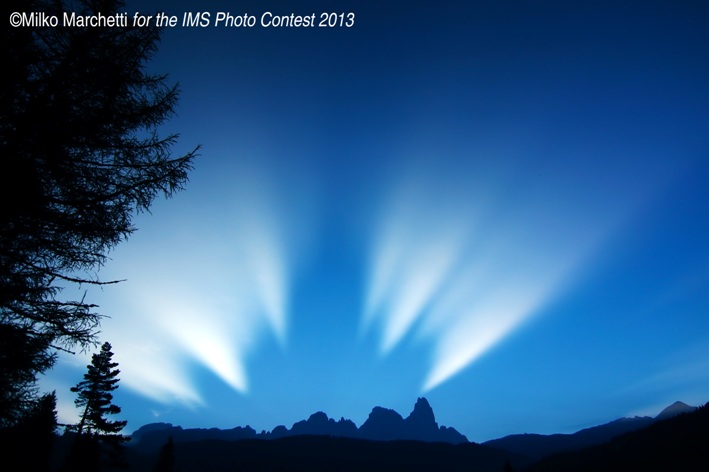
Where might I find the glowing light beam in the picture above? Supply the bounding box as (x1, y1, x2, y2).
(363, 163, 628, 392)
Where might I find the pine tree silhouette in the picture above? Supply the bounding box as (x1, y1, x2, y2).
(72, 342, 126, 438)
(64, 342, 127, 471)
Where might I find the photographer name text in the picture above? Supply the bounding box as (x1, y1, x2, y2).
(10, 11, 356, 29)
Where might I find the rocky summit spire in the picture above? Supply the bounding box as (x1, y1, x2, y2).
(407, 397, 437, 426)
(357, 398, 468, 443)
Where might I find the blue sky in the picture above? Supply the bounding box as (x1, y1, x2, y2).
(43, 0, 709, 442)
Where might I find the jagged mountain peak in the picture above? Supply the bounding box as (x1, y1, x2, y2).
(359, 398, 466, 443)
(407, 397, 436, 424)
(130, 398, 467, 448)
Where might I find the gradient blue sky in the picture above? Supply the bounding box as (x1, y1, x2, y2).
(43, 0, 709, 442)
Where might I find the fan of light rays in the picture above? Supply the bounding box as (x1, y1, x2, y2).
(86, 160, 299, 402)
(363, 166, 633, 392)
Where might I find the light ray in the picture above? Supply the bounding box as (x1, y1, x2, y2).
(118, 343, 204, 405)
(363, 160, 634, 392)
(242, 218, 289, 344)
(70, 160, 299, 403)
(422, 283, 553, 391)
(363, 178, 468, 353)
(379, 235, 462, 352)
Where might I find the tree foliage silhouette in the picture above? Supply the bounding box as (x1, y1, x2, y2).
(71, 342, 126, 438)
(0, 0, 197, 426)
(0, 322, 54, 428)
(65, 342, 127, 471)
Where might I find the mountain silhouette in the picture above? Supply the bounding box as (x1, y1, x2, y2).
(130, 397, 467, 450)
(358, 406, 407, 441)
(285, 411, 359, 438)
(60, 399, 706, 472)
(404, 397, 439, 438)
(654, 400, 696, 421)
(357, 397, 468, 443)
(483, 400, 698, 462)
(527, 402, 709, 472)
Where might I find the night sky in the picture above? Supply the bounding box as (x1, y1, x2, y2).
(43, 0, 709, 442)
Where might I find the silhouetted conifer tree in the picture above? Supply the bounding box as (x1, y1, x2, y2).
(72, 342, 126, 437)
(0, 0, 197, 427)
(65, 342, 127, 471)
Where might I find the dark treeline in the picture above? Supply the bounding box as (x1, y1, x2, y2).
(126, 435, 523, 472)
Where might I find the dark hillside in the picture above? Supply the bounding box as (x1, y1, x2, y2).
(527, 403, 709, 472)
(483, 416, 654, 462)
(126, 435, 527, 472)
